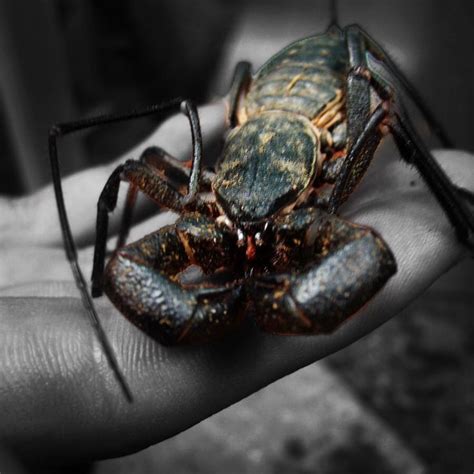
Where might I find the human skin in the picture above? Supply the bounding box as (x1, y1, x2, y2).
(0, 101, 473, 468)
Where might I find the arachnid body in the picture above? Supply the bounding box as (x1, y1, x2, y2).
(49, 22, 474, 398)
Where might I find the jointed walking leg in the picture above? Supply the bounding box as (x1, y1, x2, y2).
(226, 61, 252, 128)
(346, 24, 453, 147)
(330, 26, 474, 251)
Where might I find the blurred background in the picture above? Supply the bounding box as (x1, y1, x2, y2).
(0, 0, 473, 473)
(1, 0, 474, 195)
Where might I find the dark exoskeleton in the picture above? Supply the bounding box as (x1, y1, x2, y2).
(49, 23, 474, 399)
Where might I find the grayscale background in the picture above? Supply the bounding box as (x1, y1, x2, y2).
(0, 1, 472, 473)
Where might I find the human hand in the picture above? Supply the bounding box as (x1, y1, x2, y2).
(0, 101, 473, 468)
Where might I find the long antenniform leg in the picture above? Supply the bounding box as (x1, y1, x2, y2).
(329, 26, 474, 250)
(91, 101, 209, 298)
(49, 98, 202, 401)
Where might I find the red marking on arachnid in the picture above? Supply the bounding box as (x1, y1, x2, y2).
(331, 150, 346, 160)
(246, 236, 257, 261)
(183, 160, 193, 169)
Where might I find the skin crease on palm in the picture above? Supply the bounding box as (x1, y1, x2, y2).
(0, 101, 473, 466)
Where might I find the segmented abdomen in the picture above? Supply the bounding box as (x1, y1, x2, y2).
(244, 33, 349, 121)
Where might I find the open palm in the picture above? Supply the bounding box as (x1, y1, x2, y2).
(0, 101, 473, 468)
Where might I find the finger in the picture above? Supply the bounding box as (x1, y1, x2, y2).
(0, 281, 79, 298)
(1, 152, 473, 465)
(345, 148, 474, 261)
(344, 145, 474, 227)
(0, 211, 177, 288)
(0, 247, 71, 288)
(0, 101, 226, 248)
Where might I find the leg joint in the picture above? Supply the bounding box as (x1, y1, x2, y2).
(348, 66, 371, 81)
